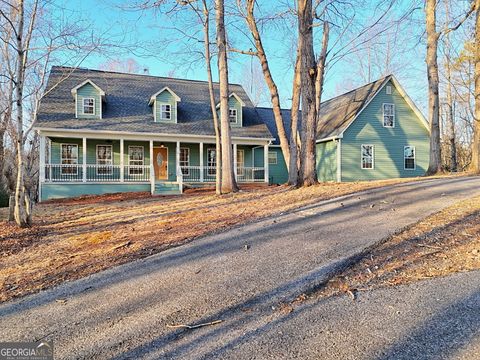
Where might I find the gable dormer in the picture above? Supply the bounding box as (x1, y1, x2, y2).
(216, 93, 245, 127)
(149, 87, 181, 123)
(71, 80, 105, 119)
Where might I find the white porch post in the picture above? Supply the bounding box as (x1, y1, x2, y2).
(82, 137, 87, 182)
(176, 141, 180, 176)
(199, 142, 204, 182)
(39, 135, 46, 201)
(120, 138, 124, 182)
(150, 140, 154, 194)
(264, 144, 269, 184)
(233, 143, 238, 180)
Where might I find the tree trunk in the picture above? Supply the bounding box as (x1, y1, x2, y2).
(202, 0, 222, 194)
(288, 39, 302, 186)
(445, 62, 458, 172)
(215, 0, 238, 193)
(8, 195, 15, 222)
(472, 0, 480, 173)
(14, 0, 30, 227)
(425, 0, 442, 174)
(298, 0, 318, 186)
(245, 0, 291, 172)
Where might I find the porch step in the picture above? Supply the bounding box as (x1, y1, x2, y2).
(154, 182, 182, 195)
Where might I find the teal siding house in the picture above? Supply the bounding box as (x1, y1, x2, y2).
(256, 75, 430, 184)
(36, 68, 429, 201)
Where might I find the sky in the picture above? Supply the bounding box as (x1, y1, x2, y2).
(48, 0, 472, 115)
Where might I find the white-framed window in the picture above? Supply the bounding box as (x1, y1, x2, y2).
(180, 147, 190, 175)
(128, 146, 144, 175)
(207, 148, 216, 175)
(404, 146, 416, 170)
(229, 108, 237, 123)
(82, 97, 95, 115)
(268, 151, 278, 165)
(361, 144, 374, 169)
(159, 103, 171, 121)
(96, 144, 113, 175)
(383, 103, 395, 127)
(61, 144, 78, 175)
(386, 85, 392, 95)
(236, 149, 245, 176)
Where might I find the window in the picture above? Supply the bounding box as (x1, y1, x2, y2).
(236, 149, 245, 176)
(61, 144, 78, 175)
(96, 144, 113, 175)
(180, 147, 190, 175)
(229, 108, 237, 123)
(160, 104, 171, 120)
(207, 148, 216, 175)
(383, 103, 395, 127)
(268, 151, 278, 165)
(128, 146, 144, 175)
(404, 146, 416, 170)
(386, 85, 392, 95)
(82, 98, 95, 115)
(361, 145, 374, 169)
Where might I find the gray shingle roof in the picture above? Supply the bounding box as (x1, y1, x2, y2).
(36, 66, 274, 140)
(257, 75, 390, 144)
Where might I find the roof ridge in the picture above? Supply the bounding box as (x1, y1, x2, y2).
(50, 65, 245, 87)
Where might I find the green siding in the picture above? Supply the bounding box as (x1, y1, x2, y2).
(50, 138, 84, 164)
(76, 83, 101, 119)
(316, 140, 337, 182)
(216, 96, 243, 127)
(254, 146, 288, 185)
(341, 80, 430, 181)
(155, 91, 177, 123)
(41, 183, 150, 201)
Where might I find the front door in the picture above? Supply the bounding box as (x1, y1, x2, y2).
(153, 147, 168, 180)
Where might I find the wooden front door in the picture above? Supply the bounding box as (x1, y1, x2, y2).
(153, 147, 168, 180)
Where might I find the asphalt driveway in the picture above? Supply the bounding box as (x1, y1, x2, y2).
(1, 176, 480, 359)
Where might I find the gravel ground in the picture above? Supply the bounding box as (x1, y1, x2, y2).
(0, 176, 479, 359)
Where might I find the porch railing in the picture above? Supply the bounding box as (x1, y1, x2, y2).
(180, 166, 265, 183)
(44, 165, 150, 182)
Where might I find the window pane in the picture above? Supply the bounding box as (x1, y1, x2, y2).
(161, 104, 171, 120)
(383, 104, 394, 127)
(361, 145, 373, 169)
(404, 146, 415, 169)
(83, 98, 94, 114)
(229, 108, 237, 123)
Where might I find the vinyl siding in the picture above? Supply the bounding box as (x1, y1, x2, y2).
(341, 80, 430, 181)
(217, 96, 243, 127)
(316, 140, 337, 182)
(41, 183, 150, 201)
(155, 91, 177, 123)
(76, 83, 101, 119)
(254, 146, 288, 185)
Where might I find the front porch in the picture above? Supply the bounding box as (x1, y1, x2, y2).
(39, 135, 270, 201)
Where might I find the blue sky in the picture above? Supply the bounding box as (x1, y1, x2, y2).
(55, 0, 436, 113)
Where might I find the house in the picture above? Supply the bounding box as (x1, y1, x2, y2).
(257, 75, 430, 184)
(35, 68, 429, 201)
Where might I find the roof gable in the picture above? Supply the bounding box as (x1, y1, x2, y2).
(70, 79, 105, 99)
(148, 86, 181, 105)
(216, 93, 245, 108)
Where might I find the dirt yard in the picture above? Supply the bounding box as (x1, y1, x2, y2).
(315, 194, 480, 300)
(0, 177, 439, 303)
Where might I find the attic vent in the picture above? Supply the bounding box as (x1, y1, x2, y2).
(386, 85, 392, 95)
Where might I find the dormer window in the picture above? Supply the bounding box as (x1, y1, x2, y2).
(229, 108, 237, 123)
(82, 98, 95, 115)
(160, 104, 172, 120)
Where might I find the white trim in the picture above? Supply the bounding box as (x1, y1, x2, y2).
(81, 97, 95, 116)
(361, 144, 374, 170)
(339, 75, 430, 138)
(229, 108, 238, 124)
(336, 139, 342, 182)
(148, 87, 181, 105)
(60, 143, 79, 175)
(404, 145, 416, 170)
(149, 140, 154, 193)
(207, 147, 216, 175)
(386, 85, 392, 95)
(264, 144, 269, 183)
(36, 127, 274, 145)
(95, 144, 113, 175)
(158, 103, 173, 122)
(120, 139, 125, 182)
(128, 145, 145, 176)
(71, 79, 105, 98)
(199, 142, 204, 182)
(179, 147, 190, 175)
(268, 151, 278, 165)
(316, 136, 341, 143)
(154, 145, 169, 181)
(383, 103, 395, 128)
(82, 138, 87, 182)
(216, 92, 246, 108)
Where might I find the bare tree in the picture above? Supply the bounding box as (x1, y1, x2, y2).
(216, 0, 238, 192)
(473, 0, 480, 173)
